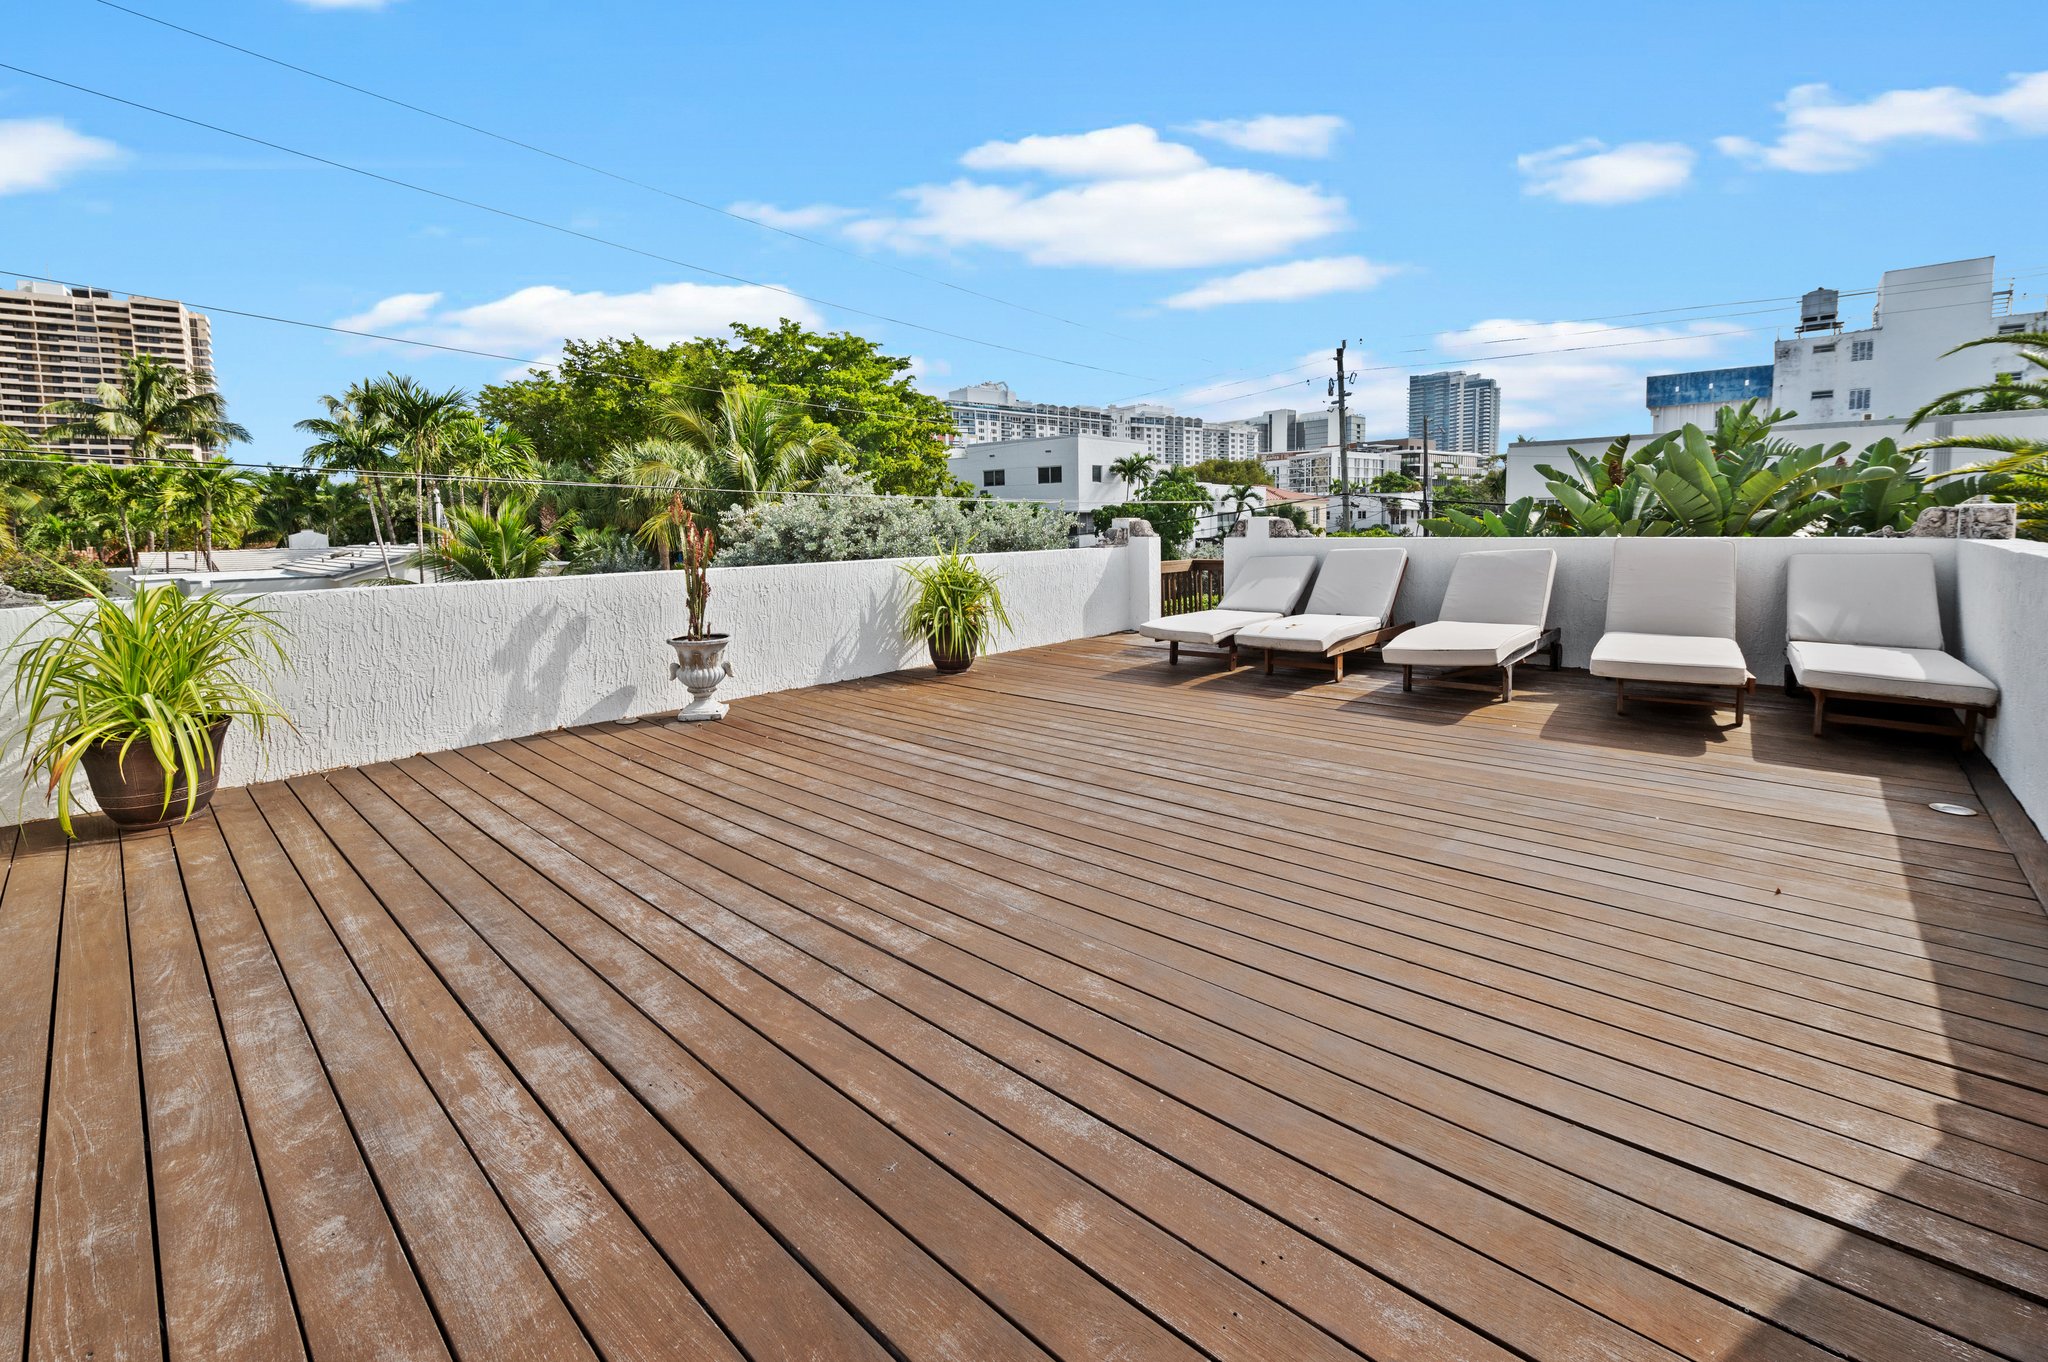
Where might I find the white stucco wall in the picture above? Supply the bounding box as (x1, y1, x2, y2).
(0, 538, 1160, 822)
(1956, 539, 2048, 832)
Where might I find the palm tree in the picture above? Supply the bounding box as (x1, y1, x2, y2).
(1905, 330, 2048, 483)
(418, 497, 555, 580)
(298, 387, 402, 576)
(41, 354, 250, 461)
(447, 415, 540, 515)
(361, 375, 470, 580)
(1109, 452, 1157, 493)
(650, 379, 845, 509)
(61, 462, 147, 564)
(602, 438, 707, 569)
(177, 457, 262, 571)
(1224, 482, 1260, 524)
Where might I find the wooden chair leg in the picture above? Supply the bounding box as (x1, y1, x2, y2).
(1332, 651, 1344, 682)
(1549, 636, 1563, 669)
(1500, 663, 1514, 702)
(1402, 665, 1413, 692)
(1734, 683, 1746, 727)
(1169, 640, 1180, 665)
(1264, 648, 1274, 676)
(1963, 708, 1980, 752)
(1225, 641, 1238, 671)
(1811, 692, 1827, 737)
(1614, 679, 1626, 716)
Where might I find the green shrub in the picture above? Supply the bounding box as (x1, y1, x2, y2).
(716, 466, 1070, 566)
(1, 552, 111, 600)
(568, 527, 657, 575)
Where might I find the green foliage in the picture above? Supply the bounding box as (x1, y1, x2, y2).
(1108, 453, 1158, 488)
(481, 322, 959, 493)
(1423, 497, 1551, 537)
(41, 353, 249, 459)
(1186, 457, 1273, 486)
(1367, 470, 1420, 493)
(1817, 440, 2011, 534)
(714, 467, 1069, 566)
(0, 551, 110, 599)
(1261, 500, 1311, 531)
(902, 546, 1012, 659)
(1907, 330, 2048, 425)
(1328, 526, 1399, 538)
(417, 498, 555, 580)
(10, 582, 286, 835)
(1091, 467, 1203, 556)
(566, 527, 656, 575)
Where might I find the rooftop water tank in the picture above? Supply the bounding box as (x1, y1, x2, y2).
(1797, 287, 1840, 334)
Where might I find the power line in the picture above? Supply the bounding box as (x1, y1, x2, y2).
(0, 61, 1155, 381)
(85, 0, 1164, 352)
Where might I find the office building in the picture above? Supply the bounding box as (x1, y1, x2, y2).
(0, 281, 216, 459)
(1407, 370, 1501, 457)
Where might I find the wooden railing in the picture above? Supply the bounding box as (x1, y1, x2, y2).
(1160, 558, 1222, 616)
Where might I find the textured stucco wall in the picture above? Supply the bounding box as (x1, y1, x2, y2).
(0, 539, 1158, 821)
(1226, 524, 1964, 683)
(1957, 539, 2048, 835)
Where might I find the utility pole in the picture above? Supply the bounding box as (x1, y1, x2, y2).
(1332, 342, 1351, 532)
(1419, 416, 1431, 536)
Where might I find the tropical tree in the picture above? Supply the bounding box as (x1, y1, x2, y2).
(447, 414, 541, 514)
(1906, 331, 2048, 428)
(1091, 467, 1203, 555)
(1367, 470, 1421, 493)
(418, 497, 556, 580)
(1109, 452, 1157, 491)
(297, 386, 404, 576)
(649, 379, 846, 508)
(60, 462, 148, 564)
(1903, 331, 2048, 535)
(1812, 439, 2011, 534)
(41, 353, 249, 460)
(1223, 483, 1260, 523)
(359, 375, 469, 579)
(176, 457, 262, 571)
(602, 437, 702, 568)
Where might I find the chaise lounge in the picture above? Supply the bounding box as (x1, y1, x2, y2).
(1381, 548, 1560, 701)
(1234, 546, 1411, 681)
(1784, 552, 1999, 750)
(1137, 553, 1318, 670)
(1590, 538, 1755, 725)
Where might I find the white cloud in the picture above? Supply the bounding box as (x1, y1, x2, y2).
(334, 291, 442, 333)
(332, 280, 820, 360)
(959, 124, 1206, 179)
(1718, 71, 2048, 172)
(0, 118, 121, 196)
(1163, 255, 1400, 309)
(728, 200, 857, 231)
(849, 167, 1346, 269)
(1184, 115, 1347, 158)
(1517, 139, 1695, 204)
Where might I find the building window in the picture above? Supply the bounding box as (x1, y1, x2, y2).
(1810, 390, 1834, 402)
(982, 469, 1005, 488)
(1848, 388, 1871, 411)
(1812, 342, 1836, 354)
(1037, 465, 1063, 484)
(1850, 339, 1874, 361)
(1090, 464, 1103, 483)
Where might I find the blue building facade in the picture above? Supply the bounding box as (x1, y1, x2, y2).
(1645, 365, 1775, 411)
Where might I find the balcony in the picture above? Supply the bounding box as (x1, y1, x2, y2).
(2, 540, 2045, 1361)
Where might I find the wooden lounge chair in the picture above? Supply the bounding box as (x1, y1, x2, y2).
(1784, 552, 1998, 750)
(1138, 553, 1317, 670)
(1590, 539, 1755, 724)
(1381, 548, 1560, 701)
(1235, 546, 1412, 682)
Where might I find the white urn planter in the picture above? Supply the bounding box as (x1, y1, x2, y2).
(669, 634, 733, 722)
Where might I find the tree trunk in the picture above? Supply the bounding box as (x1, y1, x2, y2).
(202, 502, 218, 572)
(363, 483, 394, 578)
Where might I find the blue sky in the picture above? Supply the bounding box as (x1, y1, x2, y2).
(6, 0, 2047, 459)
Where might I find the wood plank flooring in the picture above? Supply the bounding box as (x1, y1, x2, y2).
(4, 633, 2045, 1361)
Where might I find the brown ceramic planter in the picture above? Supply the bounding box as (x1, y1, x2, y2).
(80, 718, 230, 829)
(927, 637, 975, 674)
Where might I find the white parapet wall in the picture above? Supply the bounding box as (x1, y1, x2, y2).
(1956, 540, 2048, 830)
(0, 538, 1160, 822)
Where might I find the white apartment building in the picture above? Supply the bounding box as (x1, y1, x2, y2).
(1768, 257, 2046, 424)
(946, 433, 1248, 542)
(0, 281, 216, 458)
(944, 383, 1216, 467)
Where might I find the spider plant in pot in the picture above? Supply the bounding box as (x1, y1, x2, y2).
(669, 520, 732, 722)
(12, 580, 287, 835)
(902, 544, 1012, 675)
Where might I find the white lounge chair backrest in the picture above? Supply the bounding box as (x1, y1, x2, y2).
(1438, 549, 1556, 628)
(1786, 553, 1944, 649)
(1606, 539, 1736, 639)
(1218, 554, 1317, 615)
(1301, 547, 1407, 619)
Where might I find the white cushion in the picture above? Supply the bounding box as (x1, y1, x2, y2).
(1786, 553, 1944, 649)
(1302, 547, 1407, 619)
(1788, 641, 1998, 707)
(1592, 632, 1752, 686)
(1606, 540, 1736, 639)
(1439, 549, 1556, 628)
(1236, 613, 1387, 653)
(1139, 609, 1281, 645)
(1383, 621, 1542, 668)
(1218, 554, 1317, 614)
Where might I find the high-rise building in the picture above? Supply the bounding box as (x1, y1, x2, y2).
(943, 384, 1212, 466)
(0, 281, 217, 459)
(1408, 370, 1500, 457)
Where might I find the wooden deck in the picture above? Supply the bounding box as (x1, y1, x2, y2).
(4, 633, 2047, 1362)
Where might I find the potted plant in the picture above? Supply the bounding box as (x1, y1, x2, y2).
(668, 520, 732, 721)
(12, 581, 286, 835)
(903, 545, 1012, 674)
